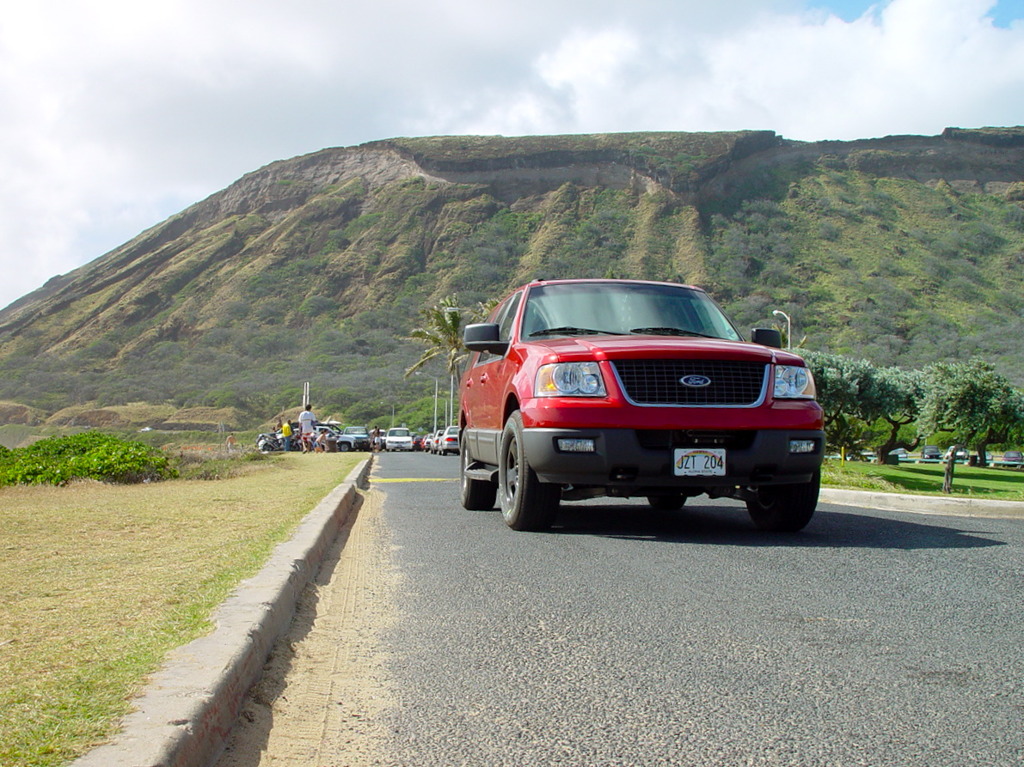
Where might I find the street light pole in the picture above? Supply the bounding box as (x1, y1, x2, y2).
(772, 310, 792, 350)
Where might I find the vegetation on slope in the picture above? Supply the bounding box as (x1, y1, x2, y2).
(0, 129, 1021, 429)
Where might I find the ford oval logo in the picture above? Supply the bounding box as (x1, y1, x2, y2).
(680, 374, 712, 388)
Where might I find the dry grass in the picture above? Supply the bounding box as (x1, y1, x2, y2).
(0, 453, 361, 767)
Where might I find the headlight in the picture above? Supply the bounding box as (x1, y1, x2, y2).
(774, 365, 816, 399)
(535, 362, 607, 397)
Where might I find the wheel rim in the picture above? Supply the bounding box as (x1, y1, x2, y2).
(752, 487, 776, 511)
(460, 448, 469, 494)
(503, 434, 520, 508)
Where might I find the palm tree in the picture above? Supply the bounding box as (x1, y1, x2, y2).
(404, 296, 467, 379)
(405, 296, 470, 428)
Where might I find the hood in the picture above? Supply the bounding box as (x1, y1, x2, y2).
(525, 334, 808, 365)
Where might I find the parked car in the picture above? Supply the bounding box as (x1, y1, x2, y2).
(385, 427, 414, 451)
(458, 278, 824, 532)
(430, 429, 445, 454)
(438, 425, 460, 455)
(339, 425, 371, 451)
(1002, 450, 1022, 464)
(921, 445, 942, 460)
(944, 446, 969, 462)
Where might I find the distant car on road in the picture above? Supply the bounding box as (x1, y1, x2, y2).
(921, 445, 942, 460)
(385, 427, 414, 451)
(430, 429, 445, 454)
(437, 425, 460, 456)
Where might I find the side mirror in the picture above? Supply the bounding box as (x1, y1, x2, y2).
(751, 327, 782, 348)
(463, 323, 509, 355)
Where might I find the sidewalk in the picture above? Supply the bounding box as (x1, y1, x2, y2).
(820, 487, 1024, 518)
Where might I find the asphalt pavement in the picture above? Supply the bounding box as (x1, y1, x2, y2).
(71, 455, 1022, 766)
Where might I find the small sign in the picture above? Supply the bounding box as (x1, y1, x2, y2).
(674, 448, 726, 476)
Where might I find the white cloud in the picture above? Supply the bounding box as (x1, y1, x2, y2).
(0, 0, 1021, 310)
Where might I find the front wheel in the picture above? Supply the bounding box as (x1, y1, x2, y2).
(338, 441, 351, 452)
(499, 412, 559, 531)
(745, 470, 820, 532)
(460, 437, 497, 510)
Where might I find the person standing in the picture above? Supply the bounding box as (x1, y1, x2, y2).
(299, 404, 316, 452)
(279, 418, 292, 452)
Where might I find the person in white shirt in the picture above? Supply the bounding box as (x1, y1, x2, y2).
(298, 404, 316, 452)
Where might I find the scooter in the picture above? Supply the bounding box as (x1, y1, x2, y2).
(255, 431, 283, 453)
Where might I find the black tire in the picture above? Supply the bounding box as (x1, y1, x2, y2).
(460, 437, 497, 511)
(745, 470, 820, 532)
(338, 442, 351, 452)
(499, 412, 559, 531)
(647, 494, 686, 511)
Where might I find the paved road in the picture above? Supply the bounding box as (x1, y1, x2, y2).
(367, 451, 1023, 766)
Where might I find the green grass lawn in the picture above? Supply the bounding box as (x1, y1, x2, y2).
(822, 459, 1024, 501)
(0, 452, 362, 767)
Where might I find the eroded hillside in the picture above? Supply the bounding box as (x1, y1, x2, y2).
(0, 128, 1022, 426)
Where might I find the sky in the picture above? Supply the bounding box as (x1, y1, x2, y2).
(1, 0, 1022, 311)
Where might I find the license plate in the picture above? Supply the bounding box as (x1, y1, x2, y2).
(674, 448, 726, 476)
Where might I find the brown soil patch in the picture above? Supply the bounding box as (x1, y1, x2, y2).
(213, 486, 399, 766)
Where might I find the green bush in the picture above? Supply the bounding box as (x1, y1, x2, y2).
(0, 432, 177, 487)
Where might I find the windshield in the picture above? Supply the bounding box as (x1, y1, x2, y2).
(388, 428, 411, 437)
(520, 282, 742, 341)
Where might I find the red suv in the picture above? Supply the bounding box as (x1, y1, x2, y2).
(458, 279, 824, 532)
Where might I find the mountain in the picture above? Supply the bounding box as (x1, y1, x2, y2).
(1, 127, 1022, 429)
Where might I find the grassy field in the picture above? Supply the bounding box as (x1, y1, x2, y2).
(822, 459, 1024, 501)
(0, 452, 362, 767)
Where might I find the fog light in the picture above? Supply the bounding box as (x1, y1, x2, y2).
(789, 439, 817, 454)
(558, 438, 596, 453)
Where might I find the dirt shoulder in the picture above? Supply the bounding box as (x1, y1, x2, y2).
(213, 486, 399, 767)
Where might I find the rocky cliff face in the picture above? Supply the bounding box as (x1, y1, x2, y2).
(0, 127, 1022, 421)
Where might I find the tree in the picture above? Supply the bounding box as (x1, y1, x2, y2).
(803, 352, 928, 462)
(919, 359, 1024, 465)
(859, 365, 927, 462)
(802, 351, 875, 457)
(404, 297, 468, 378)
(404, 296, 481, 427)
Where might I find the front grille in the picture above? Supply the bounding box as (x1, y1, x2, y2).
(612, 359, 767, 406)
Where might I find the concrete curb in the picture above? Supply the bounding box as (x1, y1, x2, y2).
(820, 487, 1024, 518)
(72, 457, 372, 767)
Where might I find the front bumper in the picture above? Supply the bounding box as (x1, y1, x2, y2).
(521, 427, 824, 491)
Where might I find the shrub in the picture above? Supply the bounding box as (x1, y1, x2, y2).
(0, 432, 177, 487)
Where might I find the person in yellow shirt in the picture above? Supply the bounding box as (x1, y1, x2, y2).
(279, 418, 293, 452)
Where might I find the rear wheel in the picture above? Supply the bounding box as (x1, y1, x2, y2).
(745, 470, 820, 532)
(499, 412, 559, 531)
(460, 437, 497, 511)
(338, 441, 351, 452)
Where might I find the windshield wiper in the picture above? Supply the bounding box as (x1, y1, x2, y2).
(529, 326, 625, 338)
(630, 327, 715, 338)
